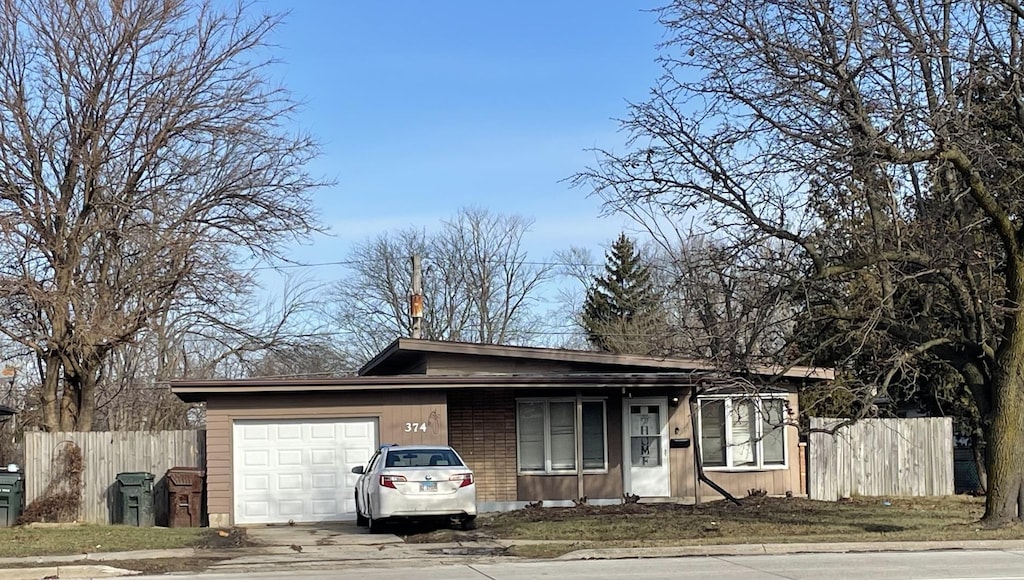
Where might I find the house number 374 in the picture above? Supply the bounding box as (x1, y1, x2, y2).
(404, 422, 428, 433)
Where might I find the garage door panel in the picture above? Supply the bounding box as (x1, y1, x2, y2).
(277, 473, 303, 490)
(233, 418, 377, 524)
(276, 449, 303, 466)
(310, 423, 336, 439)
(278, 500, 304, 517)
(340, 497, 356, 513)
(242, 475, 269, 492)
(277, 424, 302, 439)
(311, 473, 336, 489)
(344, 422, 370, 437)
(243, 450, 269, 467)
(241, 424, 269, 440)
(310, 449, 335, 464)
(345, 446, 372, 464)
(312, 500, 338, 515)
(243, 501, 270, 518)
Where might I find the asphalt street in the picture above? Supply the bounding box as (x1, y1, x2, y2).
(128, 549, 1024, 580)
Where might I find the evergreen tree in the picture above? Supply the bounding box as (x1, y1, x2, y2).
(581, 234, 665, 353)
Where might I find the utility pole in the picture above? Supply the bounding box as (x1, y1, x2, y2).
(410, 254, 423, 339)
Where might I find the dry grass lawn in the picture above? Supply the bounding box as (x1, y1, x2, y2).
(0, 524, 204, 558)
(407, 495, 1024, 557)
(4, 497, 1019, 562)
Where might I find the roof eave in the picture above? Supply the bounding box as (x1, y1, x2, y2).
(358, 338, 835, 380)
(170, 373, 707, 402)
(357, 337, 403, 375)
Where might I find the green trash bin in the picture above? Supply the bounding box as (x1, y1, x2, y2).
(115, 472, 155, 527)
(0, 471, 24, 527)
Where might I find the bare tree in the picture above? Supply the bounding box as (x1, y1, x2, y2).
(94, 280, 342, 430)
(0, 0, 323, 431)
(652, 234, 799, 366)
(325, 208, 554, 363)
(576, 0, 1024, 525)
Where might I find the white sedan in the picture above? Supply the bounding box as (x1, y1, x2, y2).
(352, 445, 477, 533)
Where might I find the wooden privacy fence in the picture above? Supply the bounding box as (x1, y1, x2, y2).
(808, 417, 953, 501)
(24, 430, 205, 524)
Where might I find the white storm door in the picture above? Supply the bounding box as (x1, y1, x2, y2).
(233, 418, 378, 524)
(624, 399, 671, 497)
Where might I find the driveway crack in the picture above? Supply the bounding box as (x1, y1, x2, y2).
(467, 564, 497, 579)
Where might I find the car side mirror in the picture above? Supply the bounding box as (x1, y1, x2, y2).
(351, 465, 365, 474)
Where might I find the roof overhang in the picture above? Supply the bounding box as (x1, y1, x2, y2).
(358, 338, 835, 380)
(0, 404, 15, 418)
(171, 373, 710, 403)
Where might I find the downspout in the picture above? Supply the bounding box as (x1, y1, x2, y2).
(689, 393, 741, 505)
(576, 390, 585, 500)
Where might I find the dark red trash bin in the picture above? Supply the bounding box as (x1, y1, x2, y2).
(166, 467, 205, 527)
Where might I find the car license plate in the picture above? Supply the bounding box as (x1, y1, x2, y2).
(420, 481, 437, 492)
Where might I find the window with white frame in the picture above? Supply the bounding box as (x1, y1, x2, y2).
(517, 399, 607, 474)
(698, 396, 787, 469)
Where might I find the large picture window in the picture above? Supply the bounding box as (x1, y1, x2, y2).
(517, 399, 607, 474)
(698, 396, 787, 469)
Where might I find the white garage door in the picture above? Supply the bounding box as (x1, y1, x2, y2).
(233, 418, 378, 524)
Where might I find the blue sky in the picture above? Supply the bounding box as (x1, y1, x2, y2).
(257, 1, 667, 281)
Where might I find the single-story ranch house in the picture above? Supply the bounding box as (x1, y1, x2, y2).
(171, 339, 833, 527)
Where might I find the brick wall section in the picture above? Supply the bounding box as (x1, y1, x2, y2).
(447, 388, 518, 502)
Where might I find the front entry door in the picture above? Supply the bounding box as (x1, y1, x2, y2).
(624, 398, 671, 497)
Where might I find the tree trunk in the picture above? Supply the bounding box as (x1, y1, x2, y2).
(77, 369, 96, 432)
(58, 378, 81, 432)
(40, 352, 61, 432)
(981, 373, 1024, 526)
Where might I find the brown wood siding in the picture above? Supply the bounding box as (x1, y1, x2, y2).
(205, 391, 446, 523)
(673, 392, 802, 499)
(518, 475, 577, 500)
(668, 394, 696, 498)
(446, 388, 518, 502)
(517, 472, 624, 502)
(424, 353, 578, 375)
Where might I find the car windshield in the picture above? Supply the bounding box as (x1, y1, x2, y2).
(384, 449, 464, 468)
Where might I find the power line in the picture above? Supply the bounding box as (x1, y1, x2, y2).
(247, 254, 768, 276)
(244, 260, 376, 274)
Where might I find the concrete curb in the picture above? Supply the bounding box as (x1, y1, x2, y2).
(555, 539, 1024, 560)
(2, 538, 1024, 575)
(0, 548, 197, 567)
(0, 564, 140, 580)
(0, 547, 264, 567)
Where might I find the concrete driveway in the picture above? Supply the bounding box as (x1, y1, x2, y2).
(202, 521, 514, 575)
(242, 522, 404, 549)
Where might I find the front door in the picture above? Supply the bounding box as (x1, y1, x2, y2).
(624, 398, 670, 497)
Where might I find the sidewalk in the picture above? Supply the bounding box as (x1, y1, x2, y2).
(3, 538, 1024, 579)
(554, 538, 1024, 560)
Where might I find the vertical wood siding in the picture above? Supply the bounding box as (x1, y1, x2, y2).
(808, 417, 953, 500)
(23, 430, 205, 524)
